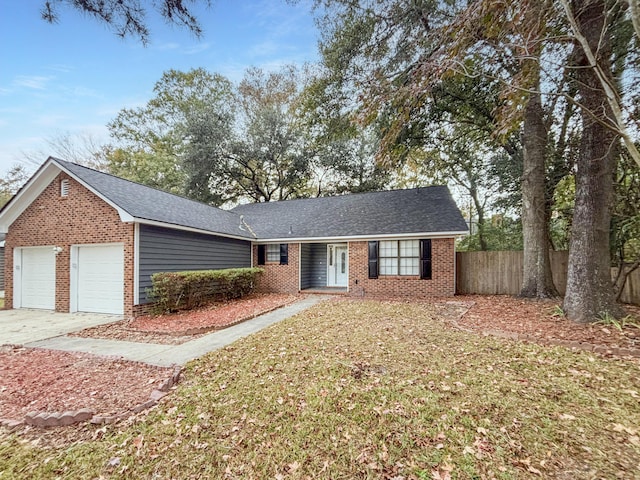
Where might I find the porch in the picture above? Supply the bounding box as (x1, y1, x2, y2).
(300, 243, 348, 290)
(300, 286, 348, 295)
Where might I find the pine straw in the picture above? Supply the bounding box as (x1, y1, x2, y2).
(71, 294, 299, 345)
(2, 299, 639, 479)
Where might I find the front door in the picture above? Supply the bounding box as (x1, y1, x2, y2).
(327, 244, 348, 287)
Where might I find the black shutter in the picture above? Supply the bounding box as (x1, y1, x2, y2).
(279, 243, 289, 265)
(420, 239, 432, 280)
(257, 244, 266, 265)
(368, 241, 379, 279)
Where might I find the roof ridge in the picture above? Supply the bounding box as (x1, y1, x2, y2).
(231, 185, 449, 210)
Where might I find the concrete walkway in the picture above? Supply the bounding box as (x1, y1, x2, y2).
(24, 296, 329, 367)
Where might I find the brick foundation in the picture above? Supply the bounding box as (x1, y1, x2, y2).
(5, 173, 135, 316)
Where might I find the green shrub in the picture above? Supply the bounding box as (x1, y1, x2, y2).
(146, 267, 264, 314)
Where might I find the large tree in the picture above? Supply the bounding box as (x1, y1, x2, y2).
(104, 68, 234, 194)
(519, 2, 559, 298)
(312, 0, 558, 296)
(309, 0, 638, 321)
(183, 66, 313, 204)
(562, 0, 623, 321)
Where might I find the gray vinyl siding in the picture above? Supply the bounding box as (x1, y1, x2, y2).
(300, 243, 327, 289)
(138, 224, 251, 304)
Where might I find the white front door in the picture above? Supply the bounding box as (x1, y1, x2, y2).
(327, 244, 348, 287)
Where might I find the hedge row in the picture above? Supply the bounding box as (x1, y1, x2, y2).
(146, 267, 264, 314)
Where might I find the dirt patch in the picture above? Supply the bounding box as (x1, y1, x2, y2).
(0, 346, 171, 421)
(71, 293, 299, 345)
(454, 295, 640, 350)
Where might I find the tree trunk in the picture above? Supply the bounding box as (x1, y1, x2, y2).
(470, 186, 488, 251)
(563, 0, 621, 322)
(520, 75, 558, 298)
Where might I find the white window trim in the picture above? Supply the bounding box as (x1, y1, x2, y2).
(379, 239, 419, 276)
(266, 244, 280, 263)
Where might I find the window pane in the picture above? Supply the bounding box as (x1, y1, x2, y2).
(266, 244, 280, 262)
(379, 241, 397, 257)
(400, 257, 419, 275)
(400, 240, 418, 257)
(380, 257, 398, 275)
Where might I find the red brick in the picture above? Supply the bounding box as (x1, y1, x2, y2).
(348, 239, 456, 299)
(5, 173, 135, 316)
(255, 239, 457, 300)
(253, 243, 300, 294)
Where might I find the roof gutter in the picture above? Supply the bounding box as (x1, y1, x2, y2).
(252, 230, 469, 244)
(134, 218, 255, 242)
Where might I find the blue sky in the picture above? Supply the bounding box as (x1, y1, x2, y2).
(0, 0, 319, 174)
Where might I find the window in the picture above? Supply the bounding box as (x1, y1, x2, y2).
(257, 244, 288, 265)
(266, 244, 280, 262)
(60, 179, 69, 197)
(379, 240, 419, 276)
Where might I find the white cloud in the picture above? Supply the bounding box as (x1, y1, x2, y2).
(247, 0, 314, 37)
(151, 40, 210, 55)
(70, 86, 102, 98)
(13, 75, 54, 90)
(46, 64, 73, 73)
(154, 42, 180, 51)
(248, 40, 280, 57)
(183, 42, 211, 55)
(34, 113, 68, 126)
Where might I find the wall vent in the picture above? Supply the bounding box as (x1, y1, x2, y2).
(60, 178, 69, 197)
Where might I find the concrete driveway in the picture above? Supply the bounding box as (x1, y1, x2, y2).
(0, 309, 122, 346)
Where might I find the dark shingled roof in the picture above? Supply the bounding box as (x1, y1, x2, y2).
(231, 186, 468, 239)
(54, 159, 466, 240)
(55, 158, 254, 239)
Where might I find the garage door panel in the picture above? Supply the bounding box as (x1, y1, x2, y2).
(21, 248, 56, 310)
(77, 245, 124, 315)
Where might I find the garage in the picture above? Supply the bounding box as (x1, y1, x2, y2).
(18, 247, 56, 310)
(74, 244, 124, 315)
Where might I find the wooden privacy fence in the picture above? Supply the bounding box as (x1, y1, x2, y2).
(456, 250, 640, 306)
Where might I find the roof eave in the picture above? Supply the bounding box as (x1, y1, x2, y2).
(253, 230, 470, 243)
(0, 158, 63, 232)
(134, 218, 254, 242)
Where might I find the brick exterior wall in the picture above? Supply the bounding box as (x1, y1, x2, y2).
(347, 239, 456, 298)
(253, 243, 300, 294)
(5, 173, 135, 316)
(252, 239, 456, 299)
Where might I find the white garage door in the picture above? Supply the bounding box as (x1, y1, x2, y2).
(77, 244, 124, 315)
(20, 247, 56, 310)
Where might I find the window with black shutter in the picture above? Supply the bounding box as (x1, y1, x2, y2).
(368, 241, 379, 279)
(279, 243, 289, 265)
(420, 239, 432, 280)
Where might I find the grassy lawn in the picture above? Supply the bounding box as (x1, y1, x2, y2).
(1, 299, 639, 479)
